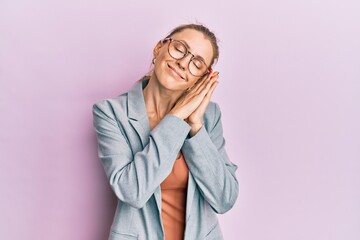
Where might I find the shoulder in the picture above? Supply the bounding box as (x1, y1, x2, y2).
(92, 92, 128, 120)
(92, 79, 146, 120)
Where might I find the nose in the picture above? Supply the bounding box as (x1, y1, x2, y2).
(176, 54, 193, 71)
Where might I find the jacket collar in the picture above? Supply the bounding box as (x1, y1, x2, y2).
(127, 76, 150, 121)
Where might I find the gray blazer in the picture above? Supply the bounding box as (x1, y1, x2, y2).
(92, 78, 239, 240)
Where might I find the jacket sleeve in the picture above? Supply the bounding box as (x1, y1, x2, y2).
(92, 101, 191, 209)
(181, 102, 239, 214)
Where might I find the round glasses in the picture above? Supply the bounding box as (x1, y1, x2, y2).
(163, 38, 210, 77)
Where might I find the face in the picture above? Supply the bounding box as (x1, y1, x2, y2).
(152, 29, 214, 91)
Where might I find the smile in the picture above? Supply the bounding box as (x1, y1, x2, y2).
(167, 64, 185, 81)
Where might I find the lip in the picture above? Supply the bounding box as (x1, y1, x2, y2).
(167, 64, 186, 81)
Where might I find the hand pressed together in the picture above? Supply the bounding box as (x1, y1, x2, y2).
(169, 71, 219, 136)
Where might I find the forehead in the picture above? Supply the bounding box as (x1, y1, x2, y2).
(170, 29, 213, 66)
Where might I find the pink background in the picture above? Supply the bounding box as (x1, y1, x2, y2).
(1, 0, 359, 239)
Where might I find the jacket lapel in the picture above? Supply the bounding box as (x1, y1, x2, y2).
(127, 79, 150, 148)
(126, 77, 196, 221)
(126, 78, 163, 213)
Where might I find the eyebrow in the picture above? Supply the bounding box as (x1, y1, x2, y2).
(179, 39, 209, 66)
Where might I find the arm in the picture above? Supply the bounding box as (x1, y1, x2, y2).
(92, 101, 191, 208)
(182, 102, 239, 214)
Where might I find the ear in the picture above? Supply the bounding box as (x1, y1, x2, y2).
(153, 40, 164, 58)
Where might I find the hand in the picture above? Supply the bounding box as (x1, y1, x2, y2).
(187, 72, 219, 125)
(169, 71, 219, 127)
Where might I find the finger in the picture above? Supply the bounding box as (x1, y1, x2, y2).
(192, 80, 219, 115)
(190, 70, 217, 93)
(192, 71, 219, 95)
(180, 72, 218, 106)
(187, 80, 202, 94)
(199, 73, 219, 96)
(204, 80, 218, 101)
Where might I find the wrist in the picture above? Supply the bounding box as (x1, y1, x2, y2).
(189, 123, 203, 136)
(168, 111, 183, 120)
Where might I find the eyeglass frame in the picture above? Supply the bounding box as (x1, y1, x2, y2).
(163, 37, 212, 77)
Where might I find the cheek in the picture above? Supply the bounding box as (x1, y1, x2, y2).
(153, 58, 167, 78)
(156, 47, 170, 63)
(154, 53, 170, 73)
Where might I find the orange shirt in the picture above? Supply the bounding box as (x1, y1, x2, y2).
(160, 152, 189, 240)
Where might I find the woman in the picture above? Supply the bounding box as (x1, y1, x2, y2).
(92, 24, 239, 240)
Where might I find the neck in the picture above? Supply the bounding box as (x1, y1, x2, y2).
(143, 75, 183, 121)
